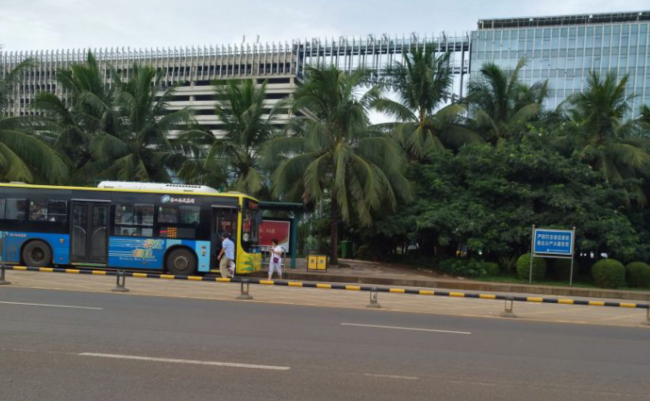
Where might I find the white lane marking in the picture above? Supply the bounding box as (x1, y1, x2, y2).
(365, 373, 418, 380)
(0, 301, 103, 310)
(78, 353, 290, 371)
(341, 323, 471, 335)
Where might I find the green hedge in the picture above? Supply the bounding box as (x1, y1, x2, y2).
(483, 262, 500, 276)
(516, 254, 546, 281)
(591, 259, 626, 289)
(625, 262, 650, 288)
(551, 258, 579, 281)
(437, 259, 486, 278)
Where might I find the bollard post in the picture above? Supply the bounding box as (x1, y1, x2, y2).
(500, 296, 517, 318)
(366, 287, 381, 309)
(112, 270, 129, 293)
(644, 305, 650, 326)
(0, 264, 10, 285)
(237, 278, 253, 300)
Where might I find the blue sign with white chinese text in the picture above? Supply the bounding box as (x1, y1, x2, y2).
(534, 229, 574, 255)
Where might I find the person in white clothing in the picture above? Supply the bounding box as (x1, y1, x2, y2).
(268, 239, 284, 280)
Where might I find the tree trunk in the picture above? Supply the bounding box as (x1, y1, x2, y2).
(329, 193, 339, 265)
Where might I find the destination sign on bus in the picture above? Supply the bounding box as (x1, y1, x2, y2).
(160, 195, 196, 204)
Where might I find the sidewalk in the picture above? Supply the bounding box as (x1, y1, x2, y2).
(258, 258, 650, 302)
(3, 270, 649, 328)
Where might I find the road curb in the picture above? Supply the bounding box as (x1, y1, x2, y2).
(253, 271, 650, 302)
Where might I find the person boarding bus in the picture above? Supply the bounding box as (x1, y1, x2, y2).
(218, 232, 235, 278)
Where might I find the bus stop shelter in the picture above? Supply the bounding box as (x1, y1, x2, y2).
(259, 201, 305, 269)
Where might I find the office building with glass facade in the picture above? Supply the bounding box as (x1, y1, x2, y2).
(3, 10, 650, 118)
(470, 11, 650, 113)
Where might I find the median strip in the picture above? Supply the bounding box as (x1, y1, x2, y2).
(2, 264, 649, 326)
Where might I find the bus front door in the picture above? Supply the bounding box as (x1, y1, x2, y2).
(211, 206, 238, 269)
(71, 201, 110, 266)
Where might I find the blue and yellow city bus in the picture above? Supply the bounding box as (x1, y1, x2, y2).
(0, 182, 262, 275)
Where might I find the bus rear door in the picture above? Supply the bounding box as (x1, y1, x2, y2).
(71, 201, 110, 266)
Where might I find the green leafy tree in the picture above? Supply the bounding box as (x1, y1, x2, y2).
(564, 71, 650, 184)
(467, 59, 547, 145)
(179, 79, 278, 196)
(370, 131, 640, 262)
(0, 56, 67, 183)
(86, 65, 194, 182)
(266, 65, 412, 263)
(376, 45, 481, 159)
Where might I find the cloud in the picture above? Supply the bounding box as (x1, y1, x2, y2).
(1, 0, 647, 51)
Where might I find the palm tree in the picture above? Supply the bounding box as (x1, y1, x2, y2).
(467, 59, 547, 145)
(376, 45, 481, 159)
(640, 104, 650, 133)
(179, 79, 278, 196)
(33, 52, 117, 184)
(265, 65, 412, 264)
(0, 55, 67, 183)
(0, 116, 68, 183)
(564, 71, 650, 184)
(86, 65, 193, 182)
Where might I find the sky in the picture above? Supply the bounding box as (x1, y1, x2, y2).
(1, 0, 649, 52)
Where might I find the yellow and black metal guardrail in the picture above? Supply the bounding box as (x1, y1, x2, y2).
(1, 264, 649, 324)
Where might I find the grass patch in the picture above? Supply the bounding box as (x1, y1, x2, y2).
(476, 275, 650, 292)
(476, 275, 595, 288)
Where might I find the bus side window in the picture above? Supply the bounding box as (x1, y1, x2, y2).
(0, 199, 5, 219)
(47, 200, 68, 223)
(114, 203, 154, 237)
(158, 205, 178, 224)
(134, 204, 154, 227)
(5, 199, 26, 220)
(180, 206, 200, 225)
(28, 200, 67, 223)
(30, 200, 48, 221)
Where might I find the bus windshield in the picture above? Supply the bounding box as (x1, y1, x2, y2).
(242, 199, 261, 249)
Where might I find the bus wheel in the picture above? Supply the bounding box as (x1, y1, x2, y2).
(22, 241, 52, 267)
(166, 248, 197, 276)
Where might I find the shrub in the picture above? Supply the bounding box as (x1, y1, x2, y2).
(355, 245, 371, 260)
(483, 262, 500, 276)
(437, 259, 486, 278)
(591, 259, 626, 289)
(516, 253, 547, 281)
(437, 258, 455, 274)
(498, 255, 517, 275)
(551, 258, 579, 281)
(625, 262, 650, 288)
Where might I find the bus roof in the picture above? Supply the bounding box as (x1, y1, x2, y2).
(0, 182, 259, 202)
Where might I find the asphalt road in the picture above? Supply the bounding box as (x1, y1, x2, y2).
(1, 287, 649, 401)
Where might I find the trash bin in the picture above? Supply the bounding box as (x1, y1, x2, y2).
(340, 240, 352, 259)
(308, 253, 328, 271)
